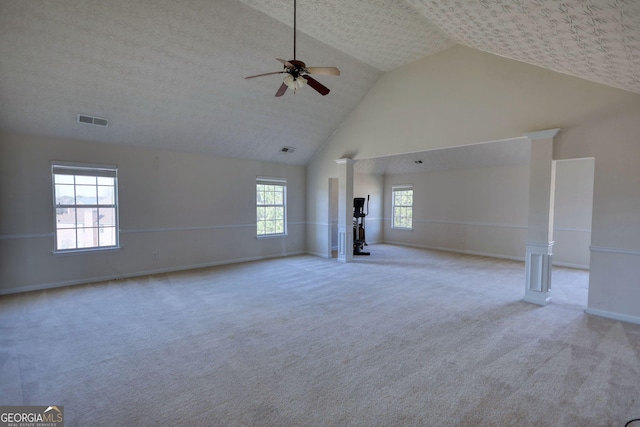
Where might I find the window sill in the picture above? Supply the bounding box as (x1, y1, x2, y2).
(256, 234, 288, 240)
(53, 246, 121, 256)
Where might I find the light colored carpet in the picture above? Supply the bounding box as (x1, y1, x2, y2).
(1, 244, 639, 426)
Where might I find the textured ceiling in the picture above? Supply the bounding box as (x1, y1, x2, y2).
(237, 0, 455, 71)
(0, 0, 381, 165)
(1, 0, 639, 170)
(410, 0, 640, 94)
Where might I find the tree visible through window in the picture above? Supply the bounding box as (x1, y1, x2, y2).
(52, 163, 119, 251)
(256, 177, 287, 236)
(392, 185, 413, 229)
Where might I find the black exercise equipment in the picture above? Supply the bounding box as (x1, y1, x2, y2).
(353, 195, 370, 256)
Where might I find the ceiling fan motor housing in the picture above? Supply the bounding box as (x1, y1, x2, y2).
(286, 60, 306, 78)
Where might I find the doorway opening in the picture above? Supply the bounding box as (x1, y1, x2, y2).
(551, 158, 594, 307)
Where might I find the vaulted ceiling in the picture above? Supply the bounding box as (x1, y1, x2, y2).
(1, 0, 638, 169)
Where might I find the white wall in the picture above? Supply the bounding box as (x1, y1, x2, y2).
(0, 132, 306, 294)
(307, 45, 640, 322)
(381, 161, 593, 268)
(383, 165, 529, 260)
(555, 104, 640, 322)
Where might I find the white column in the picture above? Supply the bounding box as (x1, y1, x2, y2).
(524, 129, 560, 305)
(335, 158, 355, 263)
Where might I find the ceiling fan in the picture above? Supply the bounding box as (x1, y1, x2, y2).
(244, 0, 340, 97)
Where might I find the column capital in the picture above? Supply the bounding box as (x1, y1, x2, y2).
(335, 158, 356, 165)
(526, 128, 560, 140)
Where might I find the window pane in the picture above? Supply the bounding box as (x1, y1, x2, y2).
(99, 227, 116, 247)
(76, 207, 97, 227)
(77, 227, 99, 248)
(56, 208, 76, 228)
(54, 174, 74, 184)
(263, 207, 272, 220)
(264, 191, 275, 204)
(265, 220, 276, 234)
(257, 189, 264, 205)
(75, 175, 96, 185)
(274, 207, 283, 220)
(56, 228, 77, 250)
(97, 176, 114, 186)
(98, 185, 115, 205)
(274, 190, 283, 205)
(76, 185, 97, 204)
(97, 207, 116, 227)
(55, 184, 75, 205)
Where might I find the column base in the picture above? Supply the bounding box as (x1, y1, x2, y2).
(524, 241, 553, 306)
(524, 291, 552, 306)
(337, 226, 353, 263)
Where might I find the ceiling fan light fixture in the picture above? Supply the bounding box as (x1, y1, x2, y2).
(283, 73, 296, 89)
(283, 74, 307, 91)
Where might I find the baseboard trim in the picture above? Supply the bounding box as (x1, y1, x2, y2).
(382, 241, 591, 269)
(383, 241, 525, 262)
(306, 250, 330, 259)
(552, 261, 589, 270)
(0, 251, 305, 295)
(585, 308, 640, 326)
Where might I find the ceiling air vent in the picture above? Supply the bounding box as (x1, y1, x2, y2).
(77, 114, 109, 127)
(280, 146, 295, 153)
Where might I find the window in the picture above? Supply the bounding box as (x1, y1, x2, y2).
(256, 177, 287, 237)
(392, 185, 413, 229)
(52, 163, 119, 252)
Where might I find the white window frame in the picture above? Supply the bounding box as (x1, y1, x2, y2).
(52, 162, 120, 253)
(256, 176, 287, 238)
(392, 185, 413, 230)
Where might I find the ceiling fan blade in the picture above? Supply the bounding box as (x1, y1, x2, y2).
(245, 71, 284, 79)
(276, 58, 294, 70)
(275, 82, 288, 97)
(303, 75, 330, 96)
(306, 67, 340, 76)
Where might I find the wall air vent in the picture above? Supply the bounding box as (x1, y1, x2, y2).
(77, 114, 109, 127)
(280, 146, 295, 153)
